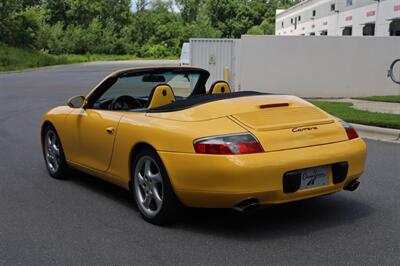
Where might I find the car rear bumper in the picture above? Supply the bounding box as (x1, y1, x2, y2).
(158, 138, 367, 208)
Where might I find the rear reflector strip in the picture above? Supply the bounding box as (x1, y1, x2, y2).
(259, 103, 289, 109)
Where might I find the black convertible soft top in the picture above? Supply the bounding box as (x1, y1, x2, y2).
(147, 91, 272, 113)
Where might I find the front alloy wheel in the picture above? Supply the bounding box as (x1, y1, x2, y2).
(43, 126, 68, 179)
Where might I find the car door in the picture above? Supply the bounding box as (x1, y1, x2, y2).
(64, 108, 123, 172)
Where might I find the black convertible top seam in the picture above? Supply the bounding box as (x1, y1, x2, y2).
(146, 91, 274, 113)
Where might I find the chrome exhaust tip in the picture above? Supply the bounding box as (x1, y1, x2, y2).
(232, 198, 260, 213)
(344, 179, 360, 192)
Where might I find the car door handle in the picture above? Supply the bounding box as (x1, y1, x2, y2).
(106, 127, 115, 135)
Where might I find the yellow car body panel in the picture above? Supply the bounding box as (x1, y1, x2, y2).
(107, 115, 247, 186)
(41, 67, 367, 209)
(158, 139, 366, 207)
(63, 109, 123, 172)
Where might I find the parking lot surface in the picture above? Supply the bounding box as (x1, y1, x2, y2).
(0, 62, 399, 265)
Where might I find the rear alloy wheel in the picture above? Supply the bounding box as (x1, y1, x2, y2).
(132, 149, 181, 225)
(43, 126, 69, 179)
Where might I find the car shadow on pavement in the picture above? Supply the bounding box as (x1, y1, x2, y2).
(67, 171, 374, 240)
(175, 196, 374, 240)
(68, 170, 135, 209)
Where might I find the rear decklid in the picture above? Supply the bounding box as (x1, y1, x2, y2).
(232, 106, 333, 131)
(231, 105, 348, 152)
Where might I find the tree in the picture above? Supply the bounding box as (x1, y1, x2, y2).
(246, 0, 300, 35)
(0, 0, 41, 48)
(134, 0, 150, 12)
(42, 0, 130, 27)
(175, 0, 203, 24)
(201, 0, 266, 38)
(128, 2, 185, 57)
(21, 0, 42, 8)
(1, 0, 301, 56)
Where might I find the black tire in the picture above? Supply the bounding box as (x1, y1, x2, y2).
(131, 147, 182, 225)
(42, 125, 69, 179)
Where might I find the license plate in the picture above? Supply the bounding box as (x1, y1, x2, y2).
(299, 166, 329, 190)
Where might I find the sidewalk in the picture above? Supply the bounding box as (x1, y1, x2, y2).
(351, 123, 400, 143)
(322, 98, 400, 114)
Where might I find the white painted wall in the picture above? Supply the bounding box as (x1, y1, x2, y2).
(239, 35, 400, 97)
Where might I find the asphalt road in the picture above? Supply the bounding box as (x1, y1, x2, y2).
(0, 61, 399, 265)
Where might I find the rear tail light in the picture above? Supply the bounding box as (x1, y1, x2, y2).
(193, 133, 264, 155)
(340, 121, 359, 140)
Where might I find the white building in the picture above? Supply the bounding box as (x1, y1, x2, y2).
(275, 0, 400, 36)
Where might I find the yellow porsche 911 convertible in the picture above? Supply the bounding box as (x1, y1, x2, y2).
(41, 66, 366, 224)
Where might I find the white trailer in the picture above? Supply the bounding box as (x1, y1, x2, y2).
(189, 39, 240, 91)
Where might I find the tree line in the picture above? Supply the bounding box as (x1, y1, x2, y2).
(0, 0, 299, 57)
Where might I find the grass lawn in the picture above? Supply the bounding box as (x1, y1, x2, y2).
(310, 100, 400, 129)
(352, 95, 400, 103)
(0, 46, 177, 72)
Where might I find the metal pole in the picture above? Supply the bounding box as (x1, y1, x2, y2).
(224, 67, 230, 84)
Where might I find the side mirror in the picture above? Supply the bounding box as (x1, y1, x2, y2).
(67, 96, 86, 108)
(388, 59, 400, 85)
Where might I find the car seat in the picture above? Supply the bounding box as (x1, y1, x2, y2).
(209, 81, 231, 94)
(147, 84, 176, 109)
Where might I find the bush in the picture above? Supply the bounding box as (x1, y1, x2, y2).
(0, 45, 138, 72)
(139, 44, 172, 58)
(0, 6, 40, 48)
(0, 51, 16, 66)
(37, 18, 131, 55)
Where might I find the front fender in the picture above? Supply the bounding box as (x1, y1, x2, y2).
(41, 106, 73, 154)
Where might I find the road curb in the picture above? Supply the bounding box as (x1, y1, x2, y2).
(0, 60, 180, 74)
(351, 123, 400, 143)
(0, 62, 89, 74)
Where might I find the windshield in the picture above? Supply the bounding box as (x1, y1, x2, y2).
(100, 72, 200, 100)
(88, 68, 209, 111)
